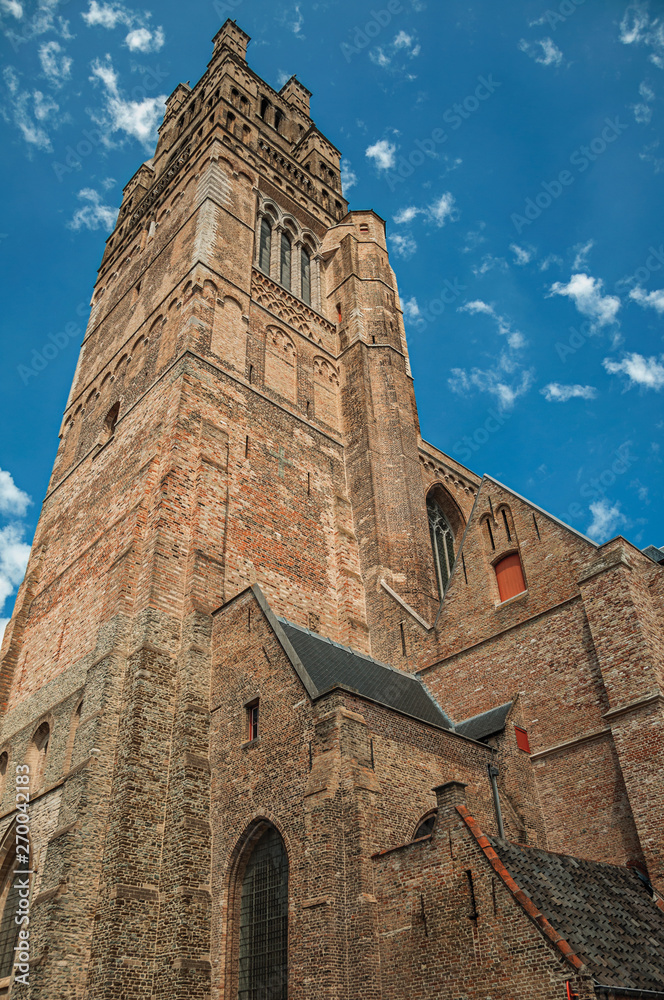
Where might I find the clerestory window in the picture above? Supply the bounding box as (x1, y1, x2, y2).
(300, 247, 311, 305)
(427, 496, 455, 595)
(259, 218, 272, 274)
(280, 232, 291, 290)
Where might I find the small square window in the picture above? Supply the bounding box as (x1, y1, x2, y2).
(247, 700, 259, 742)
(359, 224, 369, 233)
(515, 726, 530, 753)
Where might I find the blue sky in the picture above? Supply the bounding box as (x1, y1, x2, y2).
(1, 0, 663, 636)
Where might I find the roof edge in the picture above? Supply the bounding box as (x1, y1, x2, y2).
(483, 475, 599, 547)
(456, 804, 587, 975)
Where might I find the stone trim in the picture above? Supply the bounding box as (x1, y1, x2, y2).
(371, 834, 432, 859)
(529, 727, 611, 761)
(380, 580, 433, 631)
(457, 805, 586, 973)
(33, 883, 68, 906)
(48, 820, 81, 843)
(603, 693, 664, 723)
(417, 595, 582, 674)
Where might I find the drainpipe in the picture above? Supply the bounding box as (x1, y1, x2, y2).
(488, 760, 505, 841)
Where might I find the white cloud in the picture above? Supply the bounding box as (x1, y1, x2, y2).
(39, 40, 72, 87)
(89, 56, 167, 150)
(0, 0, 23, 17)
(394, 30, 413, 48)
(125, 25, 164, 52)
(82, 1, 131, 28)
(458, 300, 526, 349)
(620, 3, 664, 68)
(67, 188, 119, 232)
(289, 4, 304, 35)
(0, 620, 8, 645)
(572, 239, 594, 270)
(365, 139, 397, 171)
(0, 524, 30, 612)
(2, 66, 59, 152)
(629, 285, 664, 314)
(402, 297, 420, 322)
(586, 499, 626, 543)
(462, 222, 486, 253)
(0, 470, 31, 517)
(370, 30, 420, 68)
(390, 234, 417, 258)
(548, 273, 621, 331)
(369, 48, 391, 68)
(393, 206, 420, 224)
(518, 37, 563, 67)
(539, 253, 563, 271)
(82, 2, 165, 53)
(340, 159, 357, 191)
(632, 81, 655, 123)
(449, 359, 533, 410)
(603, 352, 664, 390)
(510, 243, 534, 265)
(472, 253, 507, 276)
(428, 191, 458, 226)
(541, 383, 597, 402)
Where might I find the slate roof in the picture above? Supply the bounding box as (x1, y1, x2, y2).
(277, 618, 454, 731)
(455, 702, 512, 742)
(489, 838, 664, 992)
(643, 544, 664, 565)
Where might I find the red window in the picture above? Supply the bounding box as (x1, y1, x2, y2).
(515, 726, 530, 753)
(247, 700, 259, 742)
(495, 553, 526, 602)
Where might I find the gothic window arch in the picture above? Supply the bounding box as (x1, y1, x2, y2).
(25, 721, 50, 793)
(104, 402, 120, 440)
(0, 752, 7, 804)
(280, 231, 291, 290)
(0, 831, 24, 979)
(427, 495, 455, 595)
(300, 245, 311, 305)
(259, 217, 272, 274)
(237, 825, 288, 1000)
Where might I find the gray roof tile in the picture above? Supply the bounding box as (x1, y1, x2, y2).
(456, 702, 513, 741)
(490, 838, 664, 991)
(277, 618, 453, 730)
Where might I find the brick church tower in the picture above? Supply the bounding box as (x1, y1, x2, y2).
(1, 19, 663, 1000)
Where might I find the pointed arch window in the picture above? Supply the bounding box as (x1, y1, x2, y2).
(280, 232, 291, 290)
(0, 842, 23, 978)
(427, 496, 455, 595)
(238, 826, 288, 1000)
(300, 247, 311, 305)
(259, 218, 272, 274)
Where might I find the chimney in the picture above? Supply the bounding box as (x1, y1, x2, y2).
(433, 781, 468, 829)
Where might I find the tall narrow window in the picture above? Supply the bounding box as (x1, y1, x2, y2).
(26, 722, 50, 792)
(280, 232, 291, 290)
(495, 553, 526, 602)
(239, 826, 288, 1000)
(0, 844, 23, 978)
(259, 218, 272, 274)
(247, 700, 259, 742)
(300, 247, 311, 305)
(427, 496, 455, 595)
